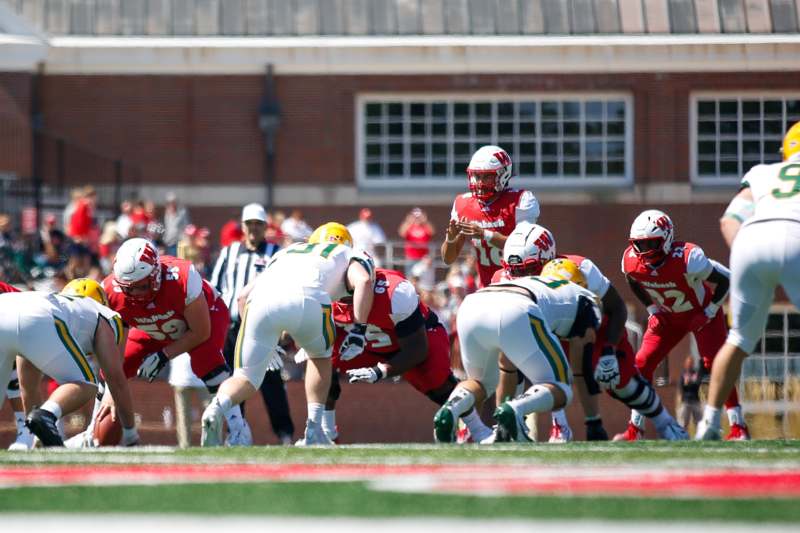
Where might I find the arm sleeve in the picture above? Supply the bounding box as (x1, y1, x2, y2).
(709, 259, 730, 279)
(515, 190, 540, 224)
(185, 266, 203, 305)
(723, 192, 755, 223)
(389, 280, 421, 324)
(579, 258, 610, 299)
(685, 246, 714, 281)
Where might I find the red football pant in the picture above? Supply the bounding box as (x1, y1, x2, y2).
(334, 325, 452, 394)
(122, 298, 230, 381)
(636, 309, 739, 409)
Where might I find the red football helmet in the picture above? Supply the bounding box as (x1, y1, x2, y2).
(467, 145, 513, 203)
(112, 237, 162, 303)
(629, 209, 674, 264)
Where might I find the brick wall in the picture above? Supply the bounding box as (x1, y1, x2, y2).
(0, 73, 33, 179)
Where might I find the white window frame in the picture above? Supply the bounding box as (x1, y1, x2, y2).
(690, 92, 800, 186)
(355, 92, 634, 190)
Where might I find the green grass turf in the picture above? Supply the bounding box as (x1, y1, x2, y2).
(1, 441, 799, 521)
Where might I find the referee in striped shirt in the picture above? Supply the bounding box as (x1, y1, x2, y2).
(210, 203, 294, 444)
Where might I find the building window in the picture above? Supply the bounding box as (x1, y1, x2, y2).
(740, 306, 800, 423)
(357, 94, 632, 188)
(691, 95, 800, 184)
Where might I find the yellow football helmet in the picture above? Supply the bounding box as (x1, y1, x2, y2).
(61, 278, 109, 306)
(783, 121, 800, 161)
(309, 222, 353, 247)
(541, 258, 587, 288)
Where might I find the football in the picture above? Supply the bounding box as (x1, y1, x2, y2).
(92, 409, 123, 446)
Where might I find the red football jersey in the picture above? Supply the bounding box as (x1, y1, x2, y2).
(0, 281, 20, 294)
(104, 255, 218, 342)
(622, 241, 714, 315)
(451, 188, 537, 287)
(333, 269, 430, 355)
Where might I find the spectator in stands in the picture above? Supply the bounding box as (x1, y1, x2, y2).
(62, 243, 102, 282)
(163, 192, 190, 256)
(347, 208, 386, 261)
(399, 207, 434, 266)
(62, 187, 82, 233)
(281, 209, 313, 243)
(116, 200, 133, 239)
(0, 213, 33, 287)
(37, 216, 69, 272)
(210, 202, 294, 445)
(68, 185, 98, 248)
(98, 221, 121, 274)
(219, 218, 244, 248)
(265, 211, 285, 245)
(679, 355, 704, 432)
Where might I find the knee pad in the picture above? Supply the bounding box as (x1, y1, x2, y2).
(201, 364, 231, 394)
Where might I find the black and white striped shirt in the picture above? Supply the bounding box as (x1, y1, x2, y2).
(210, 240, 280, 323)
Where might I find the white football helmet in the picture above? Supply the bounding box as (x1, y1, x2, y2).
(467, 145, 513, 203)
(113, 237, 162, 302)
(501, 222, 557, 278)
(629, 209, 674, 263)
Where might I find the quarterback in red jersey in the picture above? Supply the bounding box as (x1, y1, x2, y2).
(442, 145, 540, 287)
(621, 209, 749, 441)
(98, 237, 250, 444)
(491, 223, 688, 442)
(317, 268, 492, 443)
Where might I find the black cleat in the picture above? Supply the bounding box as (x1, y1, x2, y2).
(25, 409, 64, 447)
(585, 418, 609, 441)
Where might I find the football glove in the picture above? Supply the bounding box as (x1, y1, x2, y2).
(346, 365, 385, 384)
(340, 323, 368, 361)
(594, 348, 620, 390)
(137, 350, 169, 382)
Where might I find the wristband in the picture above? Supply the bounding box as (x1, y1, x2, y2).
(483, 229, 494, 242)
(374, 363, 389, 381)
(646, 304, 660, 316)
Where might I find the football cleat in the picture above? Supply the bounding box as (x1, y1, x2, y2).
(200, 401, 224, 447)
(225, 418, 253, 447)
(25, 409, 64, 447)
(725, 423, 751, 441)
(548, 422, 573, 443)
(433, 402, 458, 443)
(64, 429, 96, 449)
(494, 403, 532, 443)
(585, 419, 609, 441)
(8, 427, 35, 451)
(613, 422, 645, 441)
(295, 421, 334, 446)
(695, 418, 721, 441)
(657, 420, 689, 441)
(455, 426, 471, 444)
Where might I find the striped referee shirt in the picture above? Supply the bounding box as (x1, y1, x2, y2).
(210, 240, 280, 323)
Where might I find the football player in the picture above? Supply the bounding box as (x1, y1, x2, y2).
(442, 145, 540, 287)
(92, 237, 250, 445)
(621, 209, 748, 440)
(491, 224, 686, 441)
(202, 222, 375, 446)
(434, 270, 599, 443)
(697, 122, 800, 440)
(0, 280, 138, 447)
(313, 268, 492, 443)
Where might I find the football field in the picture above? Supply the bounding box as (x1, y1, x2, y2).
(1, 441, 799, 530)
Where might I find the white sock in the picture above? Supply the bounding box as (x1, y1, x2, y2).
(551, 409, 569, 427)
(224, 405, 244, 431)
(727, 405, 744, 426)
(445, 387, 476, 418)
(322, 410, 337, 438)
(215, 393, 233, 413)
(703, 405, 721, 428)
(307, 402, 325, 425)
(13, 411, 25, 433)
(462, 409, 491, 439)
(40, 400, 63, 420)
(509, 385, 554, 417)
(630, 409, 645, 429)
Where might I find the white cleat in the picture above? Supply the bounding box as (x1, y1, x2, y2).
(548, 422, 573, 443)
(657, 420, 689, 441)
(225, 418, 253, 447)
(695, 418, 721, 441)
(201, 401, 224, 447)
(295, 421, 334, 446)
(64, 430, 96, 449)
(8, 428, 35, 451)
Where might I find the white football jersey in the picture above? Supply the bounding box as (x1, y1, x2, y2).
(740, 154, 800, 226)
(7, 291, 123, 352)
(490, 276, 600, 338)
(263, 242, 375, 300)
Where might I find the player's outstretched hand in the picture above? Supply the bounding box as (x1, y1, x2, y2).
(594, 353, 621, 390)
(346, 366, 384, 384)
(137, 350, 169, 382)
